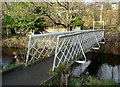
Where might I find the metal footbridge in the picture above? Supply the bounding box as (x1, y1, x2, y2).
(2, 29, 106, 85)
(26, 29, 105, 71)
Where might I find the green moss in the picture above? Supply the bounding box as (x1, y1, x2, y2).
(3, 64, 17, 70)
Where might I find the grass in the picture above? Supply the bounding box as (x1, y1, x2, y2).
(69, 77, 117, 86)
(69, 72, 118, 86)
(42, 75, 60, 86)
(43, 71, 119, 86)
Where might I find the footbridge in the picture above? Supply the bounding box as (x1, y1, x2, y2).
(2, 29, 106, 85)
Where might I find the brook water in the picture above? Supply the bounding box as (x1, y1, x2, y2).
(86, 52, 120, 83)
(2, 47, 26, 67)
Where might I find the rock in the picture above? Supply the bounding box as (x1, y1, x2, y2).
(118, 65, 120, 83)
(72, 60, 91, 77)
(97, 64, 112, 80)
(112, 66, 118, 83)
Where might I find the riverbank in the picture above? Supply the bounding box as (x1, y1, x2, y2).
(43, 71, 118, 86)
(97, 36, 120, 55)
(2, 35, 28, 48)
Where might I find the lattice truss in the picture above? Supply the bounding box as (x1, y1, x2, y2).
(26, 30, 105, 67)
(26, 31, 82, 65)
(52, 30, 105, 71)
(26, 35, 57, 65)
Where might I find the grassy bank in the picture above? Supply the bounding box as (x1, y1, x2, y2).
(69, 75, 118, 86)
(42, 72, 119, 86)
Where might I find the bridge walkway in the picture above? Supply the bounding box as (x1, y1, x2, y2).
(2, 57, 56, 85)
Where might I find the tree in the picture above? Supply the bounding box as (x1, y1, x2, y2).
(2, 2, 14, 35)
(71, 17, 84, 30)
(3, 14, 15, 35)
(34, 18, 47, 34)
(40, 1, 86, 31)
(2, 2, 47, 35)
(118, 1, 120, 31)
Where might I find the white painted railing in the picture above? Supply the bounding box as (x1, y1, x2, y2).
(26, 30, 105, 71)
(26, 30, 85, 65)
(52, 30, 105, 71)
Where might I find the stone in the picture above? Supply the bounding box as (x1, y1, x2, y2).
(112, 66, 118, 83)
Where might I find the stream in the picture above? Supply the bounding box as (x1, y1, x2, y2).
(86, 52, 120, 83)
(2, 47, 26, 67)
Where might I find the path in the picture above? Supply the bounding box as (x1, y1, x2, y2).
(2, 57, 56, 85)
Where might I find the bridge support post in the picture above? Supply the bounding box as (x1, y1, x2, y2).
(60, 72, 64, 86)
(26, 36, 32, 65)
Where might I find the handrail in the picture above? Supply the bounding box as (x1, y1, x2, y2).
(30, 30, 96, 38)
(52, 30, 105, 71)
(26, 29, 105, 68)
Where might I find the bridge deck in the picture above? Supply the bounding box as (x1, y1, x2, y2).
(2, 57, 56, 85)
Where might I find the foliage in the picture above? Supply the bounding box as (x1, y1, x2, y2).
(3, 2, 118, 33)
(71, 17, 84, 26)
(49, 63, 65, 74)
(3, 14, 14, 25)
(45, 71, 118, 86)
(34, 6, 45, 15)
(42, 76, 60, 86)
(69, 72, 118, 86)
(34, 18, 47, 34)
(2, 2, 47, 34)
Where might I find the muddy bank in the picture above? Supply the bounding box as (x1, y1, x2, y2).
(96, 37, 120, 55)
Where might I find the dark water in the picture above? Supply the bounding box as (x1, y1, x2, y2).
(2, 47, 26, 67)
(86, 52, 120, 83)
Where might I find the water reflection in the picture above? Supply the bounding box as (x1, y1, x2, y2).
(2, 47, 15, 66)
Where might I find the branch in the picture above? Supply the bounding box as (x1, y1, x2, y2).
(56, 0, 68, 10)
(45, 13, 66, 28)
(4, 2, 10, 15)
(45, 2, 54, 7)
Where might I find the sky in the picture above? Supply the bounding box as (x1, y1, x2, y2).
(1, 0, 120, 2)
(85, 0, 93, 2)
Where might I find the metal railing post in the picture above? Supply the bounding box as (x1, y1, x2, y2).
(26, 36, 32, 65)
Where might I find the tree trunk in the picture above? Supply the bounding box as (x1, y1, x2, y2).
(81, 24, 84, 30)
(65, 74, 68, 86)
(60, 72, 64, 86)
(118, 1, 120, 31)
(11, 29, 16, 35)
(6, 27, 9, 36)
(70, 26, 72, 31)
(67, 25, 73, 31)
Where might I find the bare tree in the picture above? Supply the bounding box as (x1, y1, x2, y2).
(42, 1, 74, 31)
